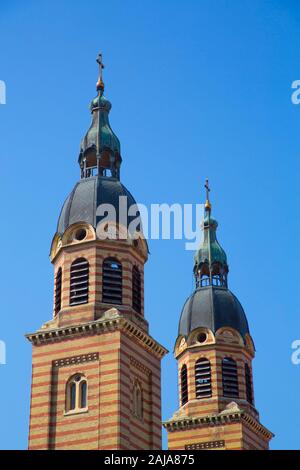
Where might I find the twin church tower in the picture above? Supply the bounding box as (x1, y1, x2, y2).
(26, 55, 273, 450)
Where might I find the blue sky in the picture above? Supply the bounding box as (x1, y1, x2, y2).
(1, 0, 300, 449)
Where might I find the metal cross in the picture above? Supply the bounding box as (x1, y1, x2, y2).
(96, 53, 105, 80)
(205, 178, 210, 202)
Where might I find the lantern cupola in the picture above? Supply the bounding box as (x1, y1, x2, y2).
(194, 179, 228, 288)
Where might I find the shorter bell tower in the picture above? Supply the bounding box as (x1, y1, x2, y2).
(163, 181, 273, 450)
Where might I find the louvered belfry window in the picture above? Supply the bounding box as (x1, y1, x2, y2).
(195, 358, 212, 399)
(102, 258, 122, 305)
(69, 258, 89, 306)
(222, 357, 239, 398)
(181, 364, 188, 406)
(245, 363, 253, 404)
(54, 267, 62, 315)
(132, 266, 141, 313)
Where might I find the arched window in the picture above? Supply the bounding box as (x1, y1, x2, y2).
(195, 262, 228, 288)
(132, 266, 141, 313)
(245, 363, 253, 404)
(181, 364, 188, 406)
(195, 358, 212, 399)
(200, 274, 210, 287)
(132, 381, 143, 419)
(54, 267, 62, 315)
(222, 357, 239, 398)
(66, 374, 88, 412)
(102, 258, 122, 305)
(69, 258, 89, 306)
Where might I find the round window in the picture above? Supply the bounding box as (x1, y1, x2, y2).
(75, 228, 87, 241)
(197, 332, 207, 344)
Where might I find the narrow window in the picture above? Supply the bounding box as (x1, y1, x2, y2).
(54, 267, 62, 315)
(66, 374, 88, 413)
(245, 363, 253, 404)
(132, 266, 141, 313)
(70, 382, 76, 410)
(80, 381, 87, 408)
(133, 381, 143, 419)
(200, 274, 210, 287)
(222, 357, 239, 398)
(181, 364, 188, 406)
(195, 358, 212, 398)
(69, 258, 89, 306)
(102, 258, 122, 305)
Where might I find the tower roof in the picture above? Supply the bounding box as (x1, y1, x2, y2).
(178, 286, 249, 338)
(57, 176, 138, 234)
(56, 54, 141, 237)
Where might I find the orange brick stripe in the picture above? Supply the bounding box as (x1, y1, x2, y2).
(95, 246, 146, 264)
(31, 435, 99, 450)
(30, 408, 161, 439)
(169, 423, 241, 442)
(31, 373, 112, 389)
(32, 338, 162, 376)
(30, 414, 100, 430)
(61, 290, 131, 300)
(169, 434, 242, 450)
(30, 404, 99, 419)
(30, 393, 100, 409)
(32, 344, 117, 362)
(32, 340, 106, 358)
(31, 424, 99, 441)
(31, 396, 160, 421)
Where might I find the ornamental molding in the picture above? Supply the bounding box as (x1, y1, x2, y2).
(52, 352, 99, 368)
(185, 440, 225, 450)
(26, 316, 168, 360)
(130, 356, 152, 376)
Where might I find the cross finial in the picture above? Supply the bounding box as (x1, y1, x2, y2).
(204, 178, 211, 211)
(96, 53, 105, 91)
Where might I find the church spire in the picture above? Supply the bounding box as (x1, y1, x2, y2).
(78, 53, 122, 179)
(194, 179, 228, 288)
(204, 178, 211, 212)
(96, 53, 105, 92)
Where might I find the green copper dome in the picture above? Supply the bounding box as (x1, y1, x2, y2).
(194, 213, 227, 267)
(79, 88, 121, 165)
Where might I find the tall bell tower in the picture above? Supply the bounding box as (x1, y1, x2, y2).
(163, 181, 273, 450)
(26, 55, 167, 450)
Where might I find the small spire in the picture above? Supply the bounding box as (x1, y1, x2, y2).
(204, 178, 211, 212)
(96, 52, 105, 92)
(194, 179, 228, 288)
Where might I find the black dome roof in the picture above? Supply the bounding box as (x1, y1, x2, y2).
(57, 176, 138, 234)
(178, 286, 249, 339)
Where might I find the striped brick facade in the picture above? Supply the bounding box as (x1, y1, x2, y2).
(50, 226, 149, 332)
(27, 223, 167, 450)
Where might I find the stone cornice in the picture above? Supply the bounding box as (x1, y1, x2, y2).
(25, 315, 168, 360)
(163, 410, 274, 440)
(240, 413, 274, 440)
